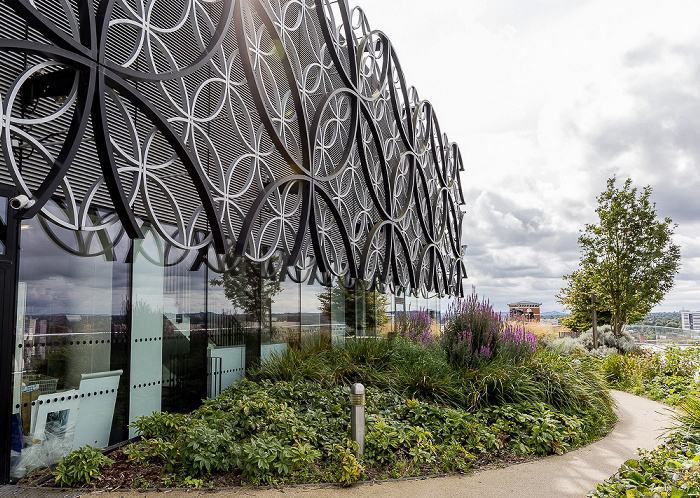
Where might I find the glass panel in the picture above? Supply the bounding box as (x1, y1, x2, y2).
(354, 280, 367, 338)
(366, 285, 389, 338)
(0, 196, 7, 256)
(10, 214, 129, 480)
(378, 289, 394, 339)
(129, 227, 208, 429)
(161, 242, 207, 413)
(129, 230, 165, 437)
(329, 277, 345, 347)
(428, 292, 440, 337)
(300, 269, 324, 345)
(206, 260, 246, 398)
(269, 270, 299, 354)
(210, 259, 264, 373)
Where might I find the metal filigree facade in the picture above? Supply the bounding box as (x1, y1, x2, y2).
(0, 0, 466, 296)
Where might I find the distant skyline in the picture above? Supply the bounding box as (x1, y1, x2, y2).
(358, 0, 700, 312)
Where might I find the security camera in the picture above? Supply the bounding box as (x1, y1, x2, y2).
(9, 195, 35, 210)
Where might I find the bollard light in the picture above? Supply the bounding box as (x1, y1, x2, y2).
(350, 383, 365, 456)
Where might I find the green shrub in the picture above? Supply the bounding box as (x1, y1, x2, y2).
(578, 326, 639, 354)
(589, 432, 700, 497)
(53, 445, 114, 487)
(596, 346, 700, 406)
(661, 343, 700, 377)
(547, 336, 585, 355)
(122, 374, 613, 487)
(129, 411, 185, 439)
(329, 441, 363, 487)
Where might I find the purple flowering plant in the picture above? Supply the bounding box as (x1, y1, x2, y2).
(397, 308, 435, 346)
(499, 322, 537, 364)
(441, 292, 539, 368)
(441, 293, 500, 368)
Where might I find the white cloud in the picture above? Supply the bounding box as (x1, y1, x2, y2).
(357, 0, 700, 312)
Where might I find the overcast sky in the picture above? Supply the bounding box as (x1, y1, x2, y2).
(355, 0, 700, 312)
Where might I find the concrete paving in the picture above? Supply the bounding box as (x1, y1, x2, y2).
(6, 390, 676, 498)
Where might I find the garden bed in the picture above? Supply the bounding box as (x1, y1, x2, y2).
(21, 446, 542, 491)
(23, 295, 617, 491)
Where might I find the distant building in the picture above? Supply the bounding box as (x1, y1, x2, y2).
(508, 301, 542, 322)
(681, 311, 700, 330)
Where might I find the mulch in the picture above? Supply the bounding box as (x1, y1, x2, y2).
(17, 449, 536, 492)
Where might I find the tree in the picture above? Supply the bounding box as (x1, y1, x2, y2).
(210, 259, 282, 324)
(557, 177, 681, 336)
(318, 279, 389, 334)
(557, 268, 612, 332)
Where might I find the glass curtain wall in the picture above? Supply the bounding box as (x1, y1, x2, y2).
(329, 278, 346, 346)
(9, 211, 129, 480)
(268, 267, 300, 358)
(300, 268, 326, 347)
(129, 226, 208, 422)
(206, 260, 246, 398)
(7, 212, 400, 479)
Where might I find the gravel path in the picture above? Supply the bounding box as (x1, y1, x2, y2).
(5, 390, 676, 498)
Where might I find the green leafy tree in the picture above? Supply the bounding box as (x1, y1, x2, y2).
(318, 279, 389, 333)
(558, 177, 681, 336)
(211, 259, 282, 323)
(558, 268, 612, 332)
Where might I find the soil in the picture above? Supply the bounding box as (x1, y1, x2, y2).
(18, 448, 536, 492)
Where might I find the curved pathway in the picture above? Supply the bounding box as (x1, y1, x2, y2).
(6, 390, 675, 498)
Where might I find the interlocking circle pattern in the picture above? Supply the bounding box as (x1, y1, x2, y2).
(0, 0, 466, 296)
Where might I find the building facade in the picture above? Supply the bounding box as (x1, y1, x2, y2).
(508, 301, 542, 322)
(681, 311, 700, 331)
(0, 0, 466, 482)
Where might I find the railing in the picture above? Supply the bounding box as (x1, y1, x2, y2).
(625, 324, 699, 345)
(558, 330, 580, 339)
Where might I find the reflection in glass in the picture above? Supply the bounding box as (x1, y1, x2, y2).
(9, 213, 129, 480)
(318, 278, 389, 340)
(206, 269, 246, 398)
(210, 256, 284, 370)
(269, 275, 300, 352)
(161, 238, 208, 413)
(329, 278, 346, 346)
(130, 226, 209, 424)
(0, 196, 7, 255)
(300, 271, 324, 346)
(129, 230, 165, 435)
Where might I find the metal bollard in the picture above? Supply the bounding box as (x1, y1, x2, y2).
(350, 383, 365, 456)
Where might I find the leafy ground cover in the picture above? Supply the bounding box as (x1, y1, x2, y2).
(115, 377, 609, 488)
(38, 294, 617, 490)
(586, 344, 700, 497)
(42, 339, 614, 490)
(589, 393, 700, 497)
(599, 344, 700, 407)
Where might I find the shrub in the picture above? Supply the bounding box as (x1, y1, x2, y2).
(441, 294, 500, 367)
(329, 441, 363, 487)
(104, 370, 615, 488)
(53, 445, 114, 487)
(547, 336, 585, 355)
(498, 322, 537, 363)
(548, 325, 638, 355)
(397, 309, 435, 346)
(579, 325, 638, 354)
(661, 343, 700, 377)
(130, 411, 185, 439)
